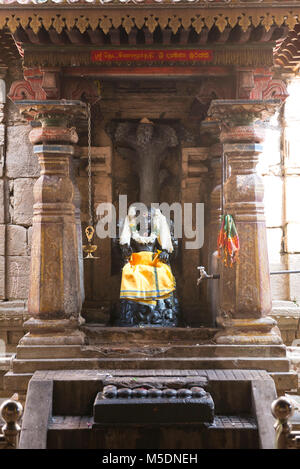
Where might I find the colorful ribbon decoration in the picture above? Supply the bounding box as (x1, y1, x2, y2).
(217, 214, 240, 267)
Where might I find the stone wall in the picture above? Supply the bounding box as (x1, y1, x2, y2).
(0, 61, 35, 352)
(261, 78, 300, 304)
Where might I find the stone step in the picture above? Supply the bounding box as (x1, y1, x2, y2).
(0, 300, 26, 312)
(270, 371, 298, 394)
(12, 356, 290, 374)
(82, 325, 218, 344)
(16, 344, 287, 360)
(0, 355, 13, 371)
(46, 414, 259, 449)
(4, 371, 33, 392)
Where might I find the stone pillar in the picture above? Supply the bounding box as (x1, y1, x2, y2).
(70, 153, 85, 306)
(181, 146, 209, 325)
(200, 121, 222, 325)
(208, 99, 283, 345)
(17, 100, 87, 346)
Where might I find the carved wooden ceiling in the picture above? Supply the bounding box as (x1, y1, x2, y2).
(0, 2, 299, 73)
(274, 24, 300, 72)
(1, 0, 300, 4)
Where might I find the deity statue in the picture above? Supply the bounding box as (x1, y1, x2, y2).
(113, 206, 180, 327)
(108, 117, 180, 326)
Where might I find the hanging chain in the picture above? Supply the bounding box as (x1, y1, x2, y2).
(83, 96, 101, 259)
(87, 103, 93, 227)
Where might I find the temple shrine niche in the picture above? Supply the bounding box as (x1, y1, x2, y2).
(1, 0, 300, 449)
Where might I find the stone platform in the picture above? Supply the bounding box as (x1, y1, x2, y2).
(3, 326, 297, 398)
(19, 368, 277, 449)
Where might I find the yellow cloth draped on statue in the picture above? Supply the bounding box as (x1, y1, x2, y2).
(120, 251, 176, 306)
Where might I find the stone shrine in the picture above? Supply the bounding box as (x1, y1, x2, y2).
(0, 0, 300, 449)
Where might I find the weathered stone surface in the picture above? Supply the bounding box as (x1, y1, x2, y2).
(0, 225, 5, 256)
(267, 228, 283, 263)
(7, 225, 27, 256)
(93, 388, 215, 424)
(19, 378, 53, 450)
(0, 300, 28, 352)
(286, 176, 300, 225)
(0, 125, 4, 147)
(286, 224, 300, 253)
(27, 226, 32, 256)
(7, 330, 24, 345)
(6, 125, 39, 179)
(0, 257, 4, 300)
(0, 180, 4, 224)
(251, 379, 277, 449)
(12, 178, 34, 226)
(208, 99, 282, 345)
(270, 301, 300, 345)
(6, 256, 30, 299)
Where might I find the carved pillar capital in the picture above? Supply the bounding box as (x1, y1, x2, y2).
(17, 100, 87, 346)
(207, 99, 283, 345)
(208, 98, 282, 128)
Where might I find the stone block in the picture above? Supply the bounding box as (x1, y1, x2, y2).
(7, 225, 27, 256)
(7, 330, 23, 345)
(259, 127, 280, 172)
(6, 125, 39, 179)
(287, 254, 300, 303)
(286, 224, 300, 253)
(286, 177, 300, 224)
(12, 178, 34, 226)
(263, 175, 283, 228)
(0, 256, 5, 300)
(267, 228, 283, 264)
(93, 388, 215, 425)
(0, 124, 4, 147)
(27, 226, 32, 255)
(270, 255, 289, 301)
(6, 256, 30, 300)
(0, 179, 4, 224)
(286, 128, 300, 168)
(0, 225, 5, 256)
(0, 331, 6, 344)
(0, 80, 6, 105)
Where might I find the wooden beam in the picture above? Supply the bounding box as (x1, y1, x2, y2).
(87, 29, 105, 45)
(215, 25, 232, 44)
(66, 28, 88, 45)
(197, 27, 209, 45)
(48, 29, 69, 45)
(179, 28, 190, 46)
(63, 65, 231, 78)
(162, 29, 172, 45)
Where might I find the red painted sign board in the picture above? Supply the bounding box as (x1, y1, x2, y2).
(91, 49, 213, 63)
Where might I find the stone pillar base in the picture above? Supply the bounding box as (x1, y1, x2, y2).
(19, 318, 86, 346)
(215, 317, 283, 345)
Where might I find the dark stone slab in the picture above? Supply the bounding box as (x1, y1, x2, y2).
(93, 385, 214, 424)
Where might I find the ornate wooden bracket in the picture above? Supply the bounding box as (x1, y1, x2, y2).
(7, 79, 35, 102)
(62, 78, 100, 104)
(251, 74, 289, 101)
(8, 69, 100, 103)
(40, 68, 61, 99)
